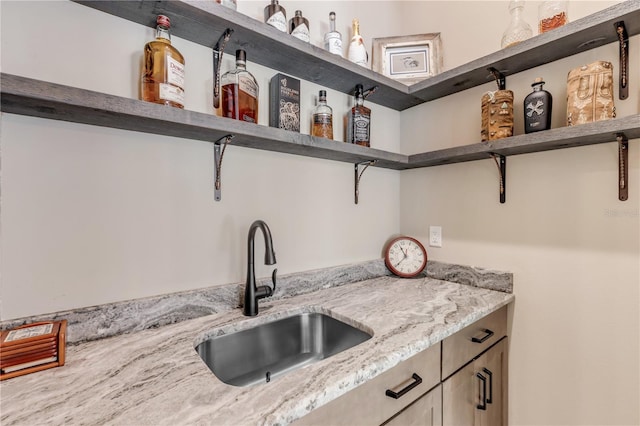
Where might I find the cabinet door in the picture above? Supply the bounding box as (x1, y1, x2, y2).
(442, 338, 508, 426)
(385, 385, 442, 426)
(476, 338, 507, 426)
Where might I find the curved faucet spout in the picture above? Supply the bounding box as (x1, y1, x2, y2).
(244, 220, 277, 316)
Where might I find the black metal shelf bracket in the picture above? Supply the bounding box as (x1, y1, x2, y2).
(488, 67, 506, 90)
(214, 134, 234, 201)
(213, 28, 234, 110)
(617, 133, 629, 201)
(615, 21, 629, 100)
(490, 153, 507, 204)
(354, 160, 377, 205)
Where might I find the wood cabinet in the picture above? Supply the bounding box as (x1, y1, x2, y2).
(295, 343, 441, 426)
(296, 306, 509, 426)
(442, 338, 508, 426)
(384, 385, 442, 426)
(441, 306, 509, 426)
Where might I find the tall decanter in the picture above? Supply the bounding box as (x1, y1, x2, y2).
(347, 19, 368, 67)
(324, 12, 343, 56)
(221, 49, 259, 123)
(264, 0, 287, 32)
(141, 15, 185, 109)
(501, 0, 533, 48)
(524, 77, 552, 133)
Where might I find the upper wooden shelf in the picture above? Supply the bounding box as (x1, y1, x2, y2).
(72, 0, 640, 111)
(2, 73, 637, 171)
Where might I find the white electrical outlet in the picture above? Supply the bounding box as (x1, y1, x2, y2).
(429, 226, 442, 247)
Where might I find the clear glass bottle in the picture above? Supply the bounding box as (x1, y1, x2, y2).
(347, 84, 371, 146)
(289, 10, 310, 43)
(524, 77, 552, 133)
(312, 90, 333, 139)
(264, 0, 287, 33)
(538, 1, 568, 33)
(141, 15, 185, 109)
(216, 0, 237, 11)
(501, 0, 533, 48)
(348, 19, 368, 67)
(324, 12, 343, 56)
(221, 49, 259, 123)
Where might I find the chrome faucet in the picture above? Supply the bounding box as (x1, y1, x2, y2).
(243, 220, 277, 316)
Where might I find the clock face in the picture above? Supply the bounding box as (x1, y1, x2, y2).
(384, 236, 428, 278)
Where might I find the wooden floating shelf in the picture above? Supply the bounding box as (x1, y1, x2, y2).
(72, 0, 640, 111)
(1, 73, 637, 172)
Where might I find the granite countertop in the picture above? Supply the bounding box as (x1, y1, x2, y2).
(0, 275, 514, 425)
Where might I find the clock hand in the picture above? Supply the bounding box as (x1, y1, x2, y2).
(394, 257, 406, 268)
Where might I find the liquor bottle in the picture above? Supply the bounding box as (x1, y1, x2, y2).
(524, 77, 552, 133)
(221, 49, 259, 123)
(348, 19, 368, 67)
(501, 0, 533, 48)
(141, 15, 185, 109)
(347, 84, 371, 147)
(324, 12, 343, 56)
(538, 1, 568, 33)
(289, 10, 310, 43)
(264, 0, 287, 33)
(312, 90, 333, 139)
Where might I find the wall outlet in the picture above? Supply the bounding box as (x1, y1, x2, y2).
(429, 226, 442, 247)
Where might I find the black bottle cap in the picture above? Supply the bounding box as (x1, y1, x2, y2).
(354, 84, 364, 97)
(236, 49, 246, 62)
(319, 90, 327, 97)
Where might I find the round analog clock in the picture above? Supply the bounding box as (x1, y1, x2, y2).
(384, 236, 428, 278)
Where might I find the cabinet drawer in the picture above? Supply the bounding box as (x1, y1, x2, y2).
(295, 344, 440, 426)
(441, 306, 507, 379)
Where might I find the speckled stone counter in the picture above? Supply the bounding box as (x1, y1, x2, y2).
(0, 275, 514, 426)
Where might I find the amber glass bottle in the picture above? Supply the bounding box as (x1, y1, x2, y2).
(221, 50, 259, 123)
(312, 90, 333, 139)
(141, 15, 185, 109)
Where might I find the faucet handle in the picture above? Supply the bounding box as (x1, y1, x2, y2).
(271, 268, 277, 293)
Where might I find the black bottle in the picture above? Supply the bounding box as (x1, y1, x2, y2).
(524, 77, 552, 133)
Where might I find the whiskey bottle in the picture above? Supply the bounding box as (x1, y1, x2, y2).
(347, 84, 371, 147)
(141, 15, 185, 109)
(524, 77, 552, 133)
(312, 90, 333, 139)
(324, 12, 343, 56)
(289, 10, 310, 43)
(264, 0, 287, 33)
(347, 19, 368, 67)
(221, 50, 259, 123)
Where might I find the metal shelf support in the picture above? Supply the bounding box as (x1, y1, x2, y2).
(617, 133, 629, 201)
(214, 134, 234, 201)
(490, 154, 507, 204)
(354, 160, 377, 205)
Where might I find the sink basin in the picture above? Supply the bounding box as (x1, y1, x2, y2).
(195, 312, 372, 387)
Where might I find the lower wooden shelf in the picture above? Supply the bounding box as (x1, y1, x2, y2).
(1, 73, 638, 172)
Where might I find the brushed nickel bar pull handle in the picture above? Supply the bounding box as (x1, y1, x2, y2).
(385, 373, 422, 399)
(472, 328, 494, 343)
(477, 372, 488, 410)
(483, 367, 493, 404)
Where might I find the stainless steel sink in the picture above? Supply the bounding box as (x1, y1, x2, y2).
(195, 312, 372, 387)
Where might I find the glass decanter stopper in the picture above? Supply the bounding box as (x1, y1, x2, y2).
(501, 0, 533, 48)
